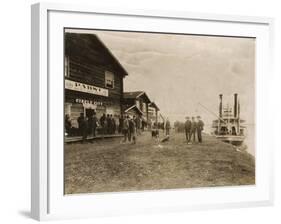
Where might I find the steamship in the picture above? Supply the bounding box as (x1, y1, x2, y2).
(212, 94, 246, 146)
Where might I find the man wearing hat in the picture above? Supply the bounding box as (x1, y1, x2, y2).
(196, 116, 204, 143)
(184, 116, 192, 143)
(190, 117, 197, 143)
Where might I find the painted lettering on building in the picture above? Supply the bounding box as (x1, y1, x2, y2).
(65, 79, 108, 97)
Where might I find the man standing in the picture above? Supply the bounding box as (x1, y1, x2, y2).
(65, 114, 72, 136)
(77, 113, 85, 136)
(190, 117, 197, 143)
(100, 113, 106, 135)
(92, 112, 98, 137)
(197, 116, 204, 143)
(106, 114, 111, 134)
(129, 116, 136, 144)
(184, 116, 192, 143)
(165, 118, 171, 136)
(122, 115, 129, 142)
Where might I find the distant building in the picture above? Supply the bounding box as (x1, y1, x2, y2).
(123, 91, 151, 122)
(64, 33, 128, 128)
(123, 91, 160, 128)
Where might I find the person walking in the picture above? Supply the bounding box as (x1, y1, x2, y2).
(165, 118, 171, 136)
(197, 116, 204, 143)
(190, 117, 197, 143)
(184, 116, 192, 143)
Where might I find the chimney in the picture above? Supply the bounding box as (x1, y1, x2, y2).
(219, 94, 223, 117)
(234, 93, 238, 118)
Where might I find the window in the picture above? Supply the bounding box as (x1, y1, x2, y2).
(105, 71, 114, 89)
(64, 56, 70, 77)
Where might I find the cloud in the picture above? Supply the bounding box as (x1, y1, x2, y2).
(66, 29, 255, 126)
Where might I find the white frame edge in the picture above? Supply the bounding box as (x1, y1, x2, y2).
(31, 2, 275, 221)
(31, 3, 49, 220)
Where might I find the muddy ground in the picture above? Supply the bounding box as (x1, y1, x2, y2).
(64, 131, 255, 194)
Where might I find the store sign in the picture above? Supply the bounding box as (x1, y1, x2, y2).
(75, 98, 103, 106)
(65, 79, 108, 97)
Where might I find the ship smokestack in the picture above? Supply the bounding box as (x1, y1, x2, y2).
(234, 93, 238, 118)
(219, 94, 223, 118)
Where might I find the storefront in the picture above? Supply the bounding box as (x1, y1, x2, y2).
(65, 83, 122, 129)
(64, 32, 128, 135)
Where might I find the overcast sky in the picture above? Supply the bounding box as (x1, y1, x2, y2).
(66, 29, 255, 129)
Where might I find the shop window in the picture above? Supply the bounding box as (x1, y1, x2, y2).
(105, 71, 114, 89)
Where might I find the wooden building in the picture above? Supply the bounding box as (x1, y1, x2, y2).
(64, 33, 128, 128)
(123, 91, 161, 129)
(123, 91, 151, 122)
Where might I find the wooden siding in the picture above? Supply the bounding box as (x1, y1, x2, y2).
(64, 33, 126, 102)
(68, 57, 123, 99)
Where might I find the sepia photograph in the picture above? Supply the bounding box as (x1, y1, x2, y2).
(63, 28, 256, 195)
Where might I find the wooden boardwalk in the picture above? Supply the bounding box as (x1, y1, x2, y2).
(65, 134, 123, 143)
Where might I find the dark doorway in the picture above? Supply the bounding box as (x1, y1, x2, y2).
(86, 109, 95, 118)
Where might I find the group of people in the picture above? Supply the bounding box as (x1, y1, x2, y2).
(121, 115, 142, 144)
(65, 112, 205, 144)
(184, 116, 204, 143)
(65, 112, 146, 143)
(65, 112, 122, 141)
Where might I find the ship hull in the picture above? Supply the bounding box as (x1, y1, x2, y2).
(215, 135, 245, 146)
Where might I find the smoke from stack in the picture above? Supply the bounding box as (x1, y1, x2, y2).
(219, 94, 223, 118)
(234, 93, 238, 118)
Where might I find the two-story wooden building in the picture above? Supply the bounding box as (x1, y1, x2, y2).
(64, 32, 128, 128)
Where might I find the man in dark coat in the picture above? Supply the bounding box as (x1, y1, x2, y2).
(106, 114, 111, 134)
(190, 117, 197, 143)
(165, 118, 171, 136)
(100, 114, 106, 135)
(196, 116, 204, 143)
(119, 115, 123, 134)
(128, 116, 136, 144)
(111, 115, 116, 134)
(92, 112, 98, 137)
(65, 114, 72, 136)
(184, 116, 192, 143)
(77, 113, 85, 136)
(122, 115, 129, 142)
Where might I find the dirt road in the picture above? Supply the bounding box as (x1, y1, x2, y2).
(64, 131, 255, 194)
